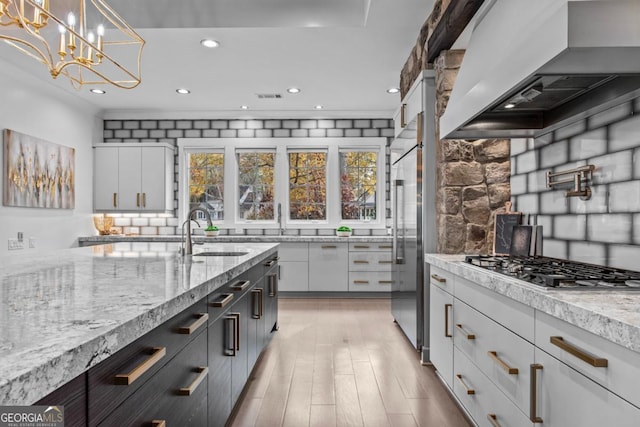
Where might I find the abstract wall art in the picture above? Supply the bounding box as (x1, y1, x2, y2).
(3, 129, 75, 209)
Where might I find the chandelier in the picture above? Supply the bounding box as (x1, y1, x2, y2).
(0, 0, 145, 89)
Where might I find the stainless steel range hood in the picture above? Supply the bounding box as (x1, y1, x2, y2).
(440, 0, 640, 139)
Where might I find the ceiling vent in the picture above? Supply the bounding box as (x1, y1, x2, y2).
(256, 93, 282, 99)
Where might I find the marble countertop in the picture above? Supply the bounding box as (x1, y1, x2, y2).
(78, 235, 392, 245)
(425, 254, 640, 354)
(0, 241, 278, 405)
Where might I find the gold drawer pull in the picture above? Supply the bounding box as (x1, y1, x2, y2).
(431, 274, 446, 283)
(378, 260, 392, 264)
(210, 293, 234, 308)
(354, 245, 370, 249)
(321, 245, 337, 249)
(142, 192, 146, 207)
(488, 351, 519, 375)
(113, 193, 117, 208)
(530, 364, 543, 423)
(115, 347, 166, 385)
(264, 259, 277, 267)
(550, 336, 608, 367)
(455, 374, 475, 395)
(136, 193, 140, 207)
(178, 366, 209, 396)
(354, 260, 369, 264)
(400, 103, 407, 127)
(152, 421, 166, 427)
(353, 280, 370, 284)
(445, 304, 452, 338)
(378, 280, 393, 284)
(231, 280, 251, 292)
(455, 324, 476, 340)
(378, 245, 392, 249)
(487, 414, 501, 427)
(178, 313, 209, 335)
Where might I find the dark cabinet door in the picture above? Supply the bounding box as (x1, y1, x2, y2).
(36, 373, 87, 427)
(208, 311, 232, 427)
(265, 268, 279, 338)
(248, 277, 264, 370)
(230, 293, 249, 406)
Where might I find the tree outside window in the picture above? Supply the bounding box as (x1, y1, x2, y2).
(340, 151, 377, 220)
(289, 152, 326, 220)
(189, 152, 224, 220)
(238, 151, 275, 220)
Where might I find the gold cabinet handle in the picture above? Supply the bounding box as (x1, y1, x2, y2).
(530, 364, 543, 424)
(178, 313, 209, 335)
(268, 274, 277, 297)
(354, 245, 370, 249)
(378, 280, 393, 284)
(487, 414, 501, 427)
(400, 103, 407, 127)
(178, 367, 209, 396)
(115, 347, 166, 385)
(550, 336, 608, 367)
(136, 193, 140, 207)
(456, 324, 476, 340)
(353, 280, 370, 284)
(455, 374, 475, 395)
(142, 192, 146, 208)
(321, 245, 337, 249)
(353, 260, 369, 264)
(225, 313, 240, 356)
(264, 259, 277, 267)
(252, 289, 263, 319)
(231, 280, 251, 292)
(378, 260, 392, 264)
(210, 293, 234, 308)
(113, 193, 117, 208)
(488, 351, 518, 375)
(431, 274, 446, 283)
(152, 421, 166, 427)
(445, 304, 452, 338)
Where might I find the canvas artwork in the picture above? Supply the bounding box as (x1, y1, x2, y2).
(3, 129, 75, 209)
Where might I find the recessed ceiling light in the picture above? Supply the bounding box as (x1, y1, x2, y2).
(287, 87, 301, 94)
(314, 105, 323, 110)
(240, 105, 249, 110)
(386, 87, 400, 94)
(90, 88, 106, 94)
(200, 39, 220, 48)
(176, 88, 190, 95)
(504, 103, 516, 109)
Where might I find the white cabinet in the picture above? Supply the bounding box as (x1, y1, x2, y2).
(308, 243, 348, 292)
(430, 283, 454, 389)
(278, 243, 309, 292)
(94, 144, 174, 213)
(348, 242, 392, 292)
(393, 72, 424, 138)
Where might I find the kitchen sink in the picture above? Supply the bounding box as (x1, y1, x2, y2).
(193, 251, 249, 257)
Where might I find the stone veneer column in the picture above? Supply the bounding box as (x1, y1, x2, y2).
(434, 50, 511, 254)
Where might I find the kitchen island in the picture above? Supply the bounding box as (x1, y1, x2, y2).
(0, 241, 278, 408)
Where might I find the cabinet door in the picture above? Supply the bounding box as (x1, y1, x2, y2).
(534, 348, 640, 426)
(208, 313, 232, 427)
(278, 261, 308, 291)
(429, 284, 454, 388)
(248, 279, 263, 371)
(117, 147, 142, 211)
(308, 243, 348, 292)
(140, 146, 169, 211)
(230, 294, 249, 406)
(265, 269, 278, 337)
(94, 147, 119, 211)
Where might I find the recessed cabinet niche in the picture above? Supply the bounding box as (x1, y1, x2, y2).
(94, 143, 175, 213)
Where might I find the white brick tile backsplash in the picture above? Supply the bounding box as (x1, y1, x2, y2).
(274, 129, 290, 137)
(246, 120, 263, 129)
(230, 120, 246, 129)
(264, 120, 281, 129)
(569, 241, 606, 266)
(634, 213, 640, 245)
(345, 129, 362, 137)
(363, 129, 380, 137)
(609, 114, 640, 152)
(588, 213, 631, 243)
(635, 148, 640, 179)
(105, 121, 122, 130)
(608, 244, 640, 270)
(255, 129, 273, 138)
(193, 120, 210, 129)
(536, 215, 553, 236)
(373, 119, 389, 129)
(516, 151, 538, 174)
(149, 218, 167, 227)
(381, 129, 394, 137)
(237, 129, 255, 138)
(527, 170, 548, 193)
(309, 129, 326, 137)
(211, 120, 228, 129)
(220, 129, 237, 138)
(300, 229, 317, 236)
(354, 119, 371, 128)
(184, 130, 201, 138)
(510, 138, 528, 156)
(569, 184, 608, 214)
(589, 102, 632, 129)
(114, 217, 131, 227)
(318, 120, 335, 129)
(158, 227, 176, 235)
(554, 215, 586, 240)
(159, 120, 175, 129)
(540, 140, 568, 168)
(140, 213, 157, 218)
(515, 194, 539, 214)
(263, 229, 279, 236)
(132, 218, 149, 227)
(543, 239, 567, 259)
(609, 181, 640, 212)
(300, 120, 317, 129)
(540, 191, 568, 215)
(291, 129, 309, 137)
(167, 130, 183, 138)
(327, 129, 344, 137)
(317, 229, 335, 236)
(247, 229, 263, 235)
(150, 130, 165, 139)
(202, 129, 220, 138)
(176, 120, 192, 129)
(283, 120, 298, 129)
(591, 150, 633, 184)
(123, 121, 140, 130)
(553, 120, 587, 141)
(336, 120, 352, 129)
(140, 227, 158, 235)
(133, 130, 149, 139)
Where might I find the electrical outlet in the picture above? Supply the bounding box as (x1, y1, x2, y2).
(8, 239, 24, 250)
(29, 237, 36, 249)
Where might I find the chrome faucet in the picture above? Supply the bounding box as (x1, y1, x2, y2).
(182, 205, 213, 255)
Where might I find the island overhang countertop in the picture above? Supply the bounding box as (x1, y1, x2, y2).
(0, 241, 278, 406)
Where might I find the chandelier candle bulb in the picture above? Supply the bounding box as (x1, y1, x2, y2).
(67, 12, 76, 51)
(58, 25, 66, 57)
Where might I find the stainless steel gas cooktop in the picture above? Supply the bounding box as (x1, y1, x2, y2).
(465, 255, 640, 290)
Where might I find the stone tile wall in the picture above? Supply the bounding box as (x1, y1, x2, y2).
(100, 118, 394, 236)
(510, 98, 640, 270)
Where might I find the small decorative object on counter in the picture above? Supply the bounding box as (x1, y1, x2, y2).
(92, 214, 113, 235)
(336, 226, 352, 237)
(204, 225, 220, 236)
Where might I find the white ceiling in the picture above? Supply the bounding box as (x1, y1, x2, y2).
(0, 0, 433, 118)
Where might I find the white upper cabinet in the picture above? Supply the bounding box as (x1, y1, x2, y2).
(94, 144, 175, 213)
(393, 73, 424, 139)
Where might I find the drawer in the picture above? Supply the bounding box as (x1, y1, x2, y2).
(455, 275, 534, 342)
(454, 299, 534, 414)
(97, 330, 208, 427)
(349, 251, 393, 272)
(36, 373, 87, 427)
(428, 265, 454, 294)
(454, 347, 533, 427)
(535, 310, 640, 409)
(261, 253, 279, 277)
(348, 271, 392, 292)
(277, 243, 308, 262)
(88, 297, 208, 425)
(348, 242, 393, 252)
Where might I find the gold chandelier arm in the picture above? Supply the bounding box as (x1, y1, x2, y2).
(1, 36, 55, 71)
(55, 59, 141, 89)
(90, 0, 145, 42)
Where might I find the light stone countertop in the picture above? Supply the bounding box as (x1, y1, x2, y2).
(425, 254, 640, 354)
(78, 235, 392, 245)
(0, 241, 278, 405)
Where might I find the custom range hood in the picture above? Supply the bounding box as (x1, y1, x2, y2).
(440, 0, 640, 139)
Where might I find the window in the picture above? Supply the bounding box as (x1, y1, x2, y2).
(288, 151, 327, 220)
(339, 150, 378, 220)
(188, 152, 224, 220)
(237, 151, 275, 220)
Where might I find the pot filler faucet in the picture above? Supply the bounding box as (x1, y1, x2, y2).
(181, 205, 213, 256)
